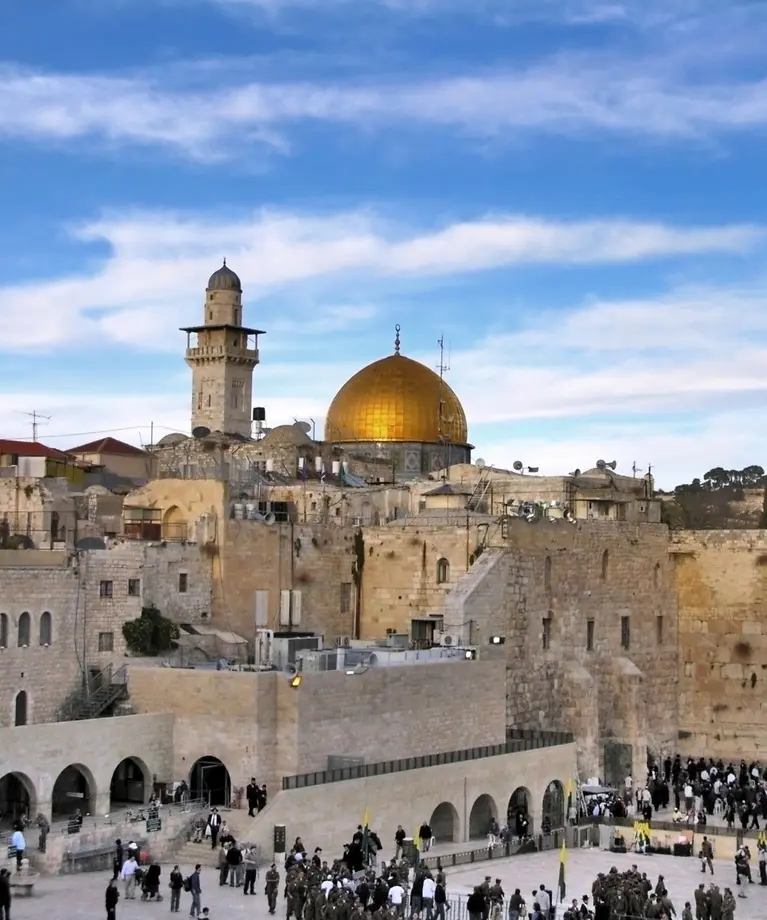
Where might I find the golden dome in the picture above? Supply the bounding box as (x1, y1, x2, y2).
(325, 352, 469, 445)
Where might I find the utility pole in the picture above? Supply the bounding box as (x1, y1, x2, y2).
(16, 410, 51, 442)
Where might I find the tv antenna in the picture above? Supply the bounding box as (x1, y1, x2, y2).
(436, 334, 451, 444)
(15, 410, 51, 442)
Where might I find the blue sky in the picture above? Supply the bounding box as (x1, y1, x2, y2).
(2, 0, 767, 487)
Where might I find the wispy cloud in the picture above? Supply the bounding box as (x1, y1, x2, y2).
(2, 49, 767, 161)
(0, 207, 758, 350)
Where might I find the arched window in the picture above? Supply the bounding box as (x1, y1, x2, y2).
(654, 562, 661, 589)
(14, 691, 27, 727)
(436, 557, 450, 584)
(601, 550, 609, 581)
(544, 556, 552, 590)
(0, 613, 7, 648)
(17, 612, 30, 647)
(39, 611, 52, 646)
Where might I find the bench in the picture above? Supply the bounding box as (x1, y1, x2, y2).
(9, 875, 36, 897)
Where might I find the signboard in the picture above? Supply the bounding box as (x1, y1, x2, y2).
(7, 846, 16, 860)
(146, 817, 162, 833)
(274, 824, 286, 854)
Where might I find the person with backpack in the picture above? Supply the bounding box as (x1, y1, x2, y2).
(185, 864, 202, 918)
(169, 865, 184, 913)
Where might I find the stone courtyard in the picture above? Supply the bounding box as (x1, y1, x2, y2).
(6, 848, 765, 919)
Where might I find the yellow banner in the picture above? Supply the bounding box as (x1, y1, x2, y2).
(633, 821, 650, 838)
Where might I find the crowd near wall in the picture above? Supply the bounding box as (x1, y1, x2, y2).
(673, 530, 767, 758)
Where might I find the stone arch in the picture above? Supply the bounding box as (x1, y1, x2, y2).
(52, 763, 96, 818)
(601, 549, 609, 580)
(507, 786, 532, 834)
(39, 611, 52, 646)
(162, 505, 187, 541)
(17, 611, 31, 647)
(544, 555, 552, 590)
(0, 771, 36, 826)
(468, 793, 498, 840)
(429, 801, 460, 843)
(110, 756, 151, 807)
(189, 755, 231, 807)
(541, 779, 565, 831)
(436, 557, 450, 584)
(14, 690, 28, 727)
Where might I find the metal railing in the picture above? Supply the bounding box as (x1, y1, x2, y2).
(419, 831, 562, 872)
(282, 730, 573, 790)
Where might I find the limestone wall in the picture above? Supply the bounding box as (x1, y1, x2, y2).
(673, 530, 767, 757)
(127, 657, 507, 790)
(236, 742, 576, 859)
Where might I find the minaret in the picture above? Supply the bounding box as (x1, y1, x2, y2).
(180, 261, 265, 438)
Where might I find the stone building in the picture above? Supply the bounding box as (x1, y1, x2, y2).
(0, 540, 212, 728)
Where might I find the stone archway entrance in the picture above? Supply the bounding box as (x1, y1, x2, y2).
(468, 793, 497, 840)
(190, 756, 231, 807)
(542, 780, 565, 832)
(52, 764, 95, 819)
(507, 786, 532, 836)
(429, 802, 459, 843)
(110, 757, 150, 807)
(0, 772, 35, 829)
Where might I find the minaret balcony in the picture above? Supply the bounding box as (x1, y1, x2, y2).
(185, 345, 259, 361)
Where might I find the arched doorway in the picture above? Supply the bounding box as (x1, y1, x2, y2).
(52, 764, 95, 818)
(190, 756, 231, 807)
(110, 757, 150, 807)
(507, 786, 532, 836)
(468, 793, 497, 840)
(0, 772, 35, 828)
(14, 690, 28, 726)
(542, 780, 565, 832)
(162, 506, 187, 541)
(429, 801, 459, 843)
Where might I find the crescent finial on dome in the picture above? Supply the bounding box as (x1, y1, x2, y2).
(394, 324, 401, 355)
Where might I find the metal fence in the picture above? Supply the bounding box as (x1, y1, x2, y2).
(419, 831, 563, 872)
(283, 730, 573, 790)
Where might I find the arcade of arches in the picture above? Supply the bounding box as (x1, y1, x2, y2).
(426, 779, 568, 843)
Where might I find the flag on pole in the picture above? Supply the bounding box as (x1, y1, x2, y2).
(362, 807, 371, 829)
(413, 826, 421, 850)
(557, 840, 567, 902)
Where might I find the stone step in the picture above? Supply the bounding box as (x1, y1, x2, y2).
(175, 842, 221, 869)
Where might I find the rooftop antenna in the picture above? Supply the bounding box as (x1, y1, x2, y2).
(436, 333, 451, 445)
(15, 410, 51, 442)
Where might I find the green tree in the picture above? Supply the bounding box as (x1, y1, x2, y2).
(122, 606, 179, 657)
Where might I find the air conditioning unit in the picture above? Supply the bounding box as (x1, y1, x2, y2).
(438, 633, 460, 647)
(335, 635, 352, 648)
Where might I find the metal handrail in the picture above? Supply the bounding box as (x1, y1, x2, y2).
(282, 731, 574, 790)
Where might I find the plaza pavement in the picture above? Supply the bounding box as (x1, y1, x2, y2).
(6, 847, 766, 920)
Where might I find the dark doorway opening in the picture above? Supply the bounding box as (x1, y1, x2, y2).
(189, 756, 231, 807)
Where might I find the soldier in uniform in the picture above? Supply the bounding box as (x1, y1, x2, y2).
(721, 889, 735, 920)
(265, 864, 280, 915)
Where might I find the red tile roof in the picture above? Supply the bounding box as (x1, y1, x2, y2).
(0, 439, 72, 460)
(69, 436, 147, 456)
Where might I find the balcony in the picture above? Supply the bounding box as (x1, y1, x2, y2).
(185, 345, 259, 361)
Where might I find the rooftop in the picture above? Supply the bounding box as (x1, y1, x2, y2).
(69, 436, 147, 456)
(0, 438, 72, 461)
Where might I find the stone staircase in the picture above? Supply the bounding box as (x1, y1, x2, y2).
(170, 800, 280, 868)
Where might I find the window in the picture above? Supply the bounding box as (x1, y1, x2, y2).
(340, 582, 352, 614)
(621, 615, 631, 650)
(51, 511, 60, 542)
(128, 578, 141, 597)
(178, 573, 188, 593)
(601, 549, 609, 580)
(197, 391, 203, 410)
(0, 613, 7, 648)
(39, 611, 52, 646)
(654, 562, 661, 589)
(586, 619, 595, 651)
(544, 556, 552, 591)
(17, 612, 30, 647)
(656, 615, 664, 645)
(207, 395, 212, 407)
(436, 557, 450, 584)
(98, 631, 114, 652)
(542, 617, 552, 650)
(99, 580, 113, 598)
(14, 691, 27, 727)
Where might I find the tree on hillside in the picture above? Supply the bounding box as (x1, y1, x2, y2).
(664, 465, 766, 530)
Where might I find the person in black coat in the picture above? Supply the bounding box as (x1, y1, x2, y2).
(106, 878, 120, 920)
(113, 839, 124, 881)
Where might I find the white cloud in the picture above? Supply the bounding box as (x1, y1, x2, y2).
(0, 207, 758, 350)
(2, 51, 767, 161)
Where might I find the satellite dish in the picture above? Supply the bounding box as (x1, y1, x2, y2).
(596, 459, 607, 469)
(294, 421, 312, 434)
(76, 537, 107, 551)
(513, 460, 524, 472)
(192, 426, 211, 439)
(607, 460, 617, 470)
(476, 458, 486, 469)
(284, 664, 299, 680)
(264, 512, 277, 526)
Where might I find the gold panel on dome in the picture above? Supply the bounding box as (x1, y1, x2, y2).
(325, 354, 468, 444)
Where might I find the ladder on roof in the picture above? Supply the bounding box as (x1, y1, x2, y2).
(468, 472, 492, 512)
